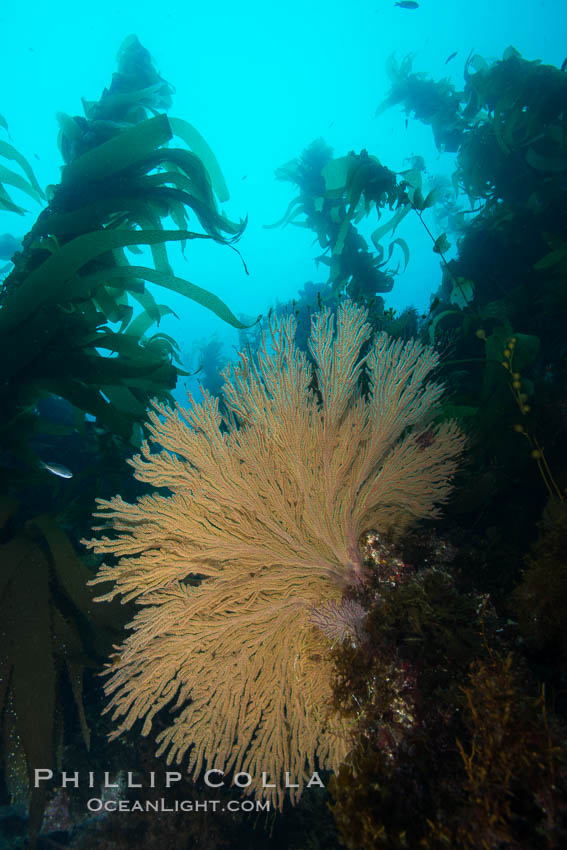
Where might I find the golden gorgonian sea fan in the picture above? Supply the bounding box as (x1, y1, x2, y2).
(83, 300, 465, 808)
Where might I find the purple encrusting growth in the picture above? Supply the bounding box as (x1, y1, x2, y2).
(309, 598, 368, 643)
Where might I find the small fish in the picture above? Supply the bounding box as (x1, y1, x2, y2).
(394, 1, 419, 8)
(561, 57, 567, 72)
(40, 460, 73, 479)
(241, 174, 248, 180)
(445, 51, 458, 64)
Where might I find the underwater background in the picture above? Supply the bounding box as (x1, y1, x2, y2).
(2, 0, 564, 365)
(0, 0, 566, 847)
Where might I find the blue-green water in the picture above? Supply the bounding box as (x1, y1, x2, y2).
(1, 0, 564, 393)
(1, 2, 566, 847)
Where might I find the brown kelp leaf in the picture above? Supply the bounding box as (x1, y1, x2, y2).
(81, 81, 167, 122)
(124, 304, 178, 338)
(103, 264, 250, 329)
(0, 229, 237, 333)
(525, 147, 567, 172)
(127, 282, 163, 325)
(322, 155, 352, 194)
(371, 204, 411, 249)
(422, 187, 443, 210)
(51, 608, 91, 749)
(93, 284, 131, 324)
(60, 113, 172, 186)
(82, 329, 148, 357)
(263, 196, 305, 229)
(0, 536, 34, 599)
(0, 165, 42, 203)
(99, 384, 148, 418)
(46, 379, 139, 439)
(433, 233, 451, 254)
(28, 515, 124, 635)
(533, 244, 567, 271)
(388, 237, 410, 272)
(0, 197, 25, 214)
(0, 142, 44, 201)
(0, 494, 18, 533)
(428, 309, 462, 344)
(168, 116, 230, 203)
(1, 538, 56, 781)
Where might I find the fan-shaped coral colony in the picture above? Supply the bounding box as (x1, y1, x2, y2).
(1, 34, 566, 849)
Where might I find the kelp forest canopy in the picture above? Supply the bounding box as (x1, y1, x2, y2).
(265, 45, 566, 542)
(247, 48, 567, 845)
(0, 35, 249, 483)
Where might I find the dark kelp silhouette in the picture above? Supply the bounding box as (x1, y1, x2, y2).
(0, 36, 249, 474)
(267, 140, 410, 310)
(0, 36, 249, 845)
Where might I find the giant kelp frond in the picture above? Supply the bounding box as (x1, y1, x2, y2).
(52, 114, 244, 241)
(376, 48, 567, 201)
(386, 44, 567, 576)
(458, 48, 567, 203)
(0, 497, 125, 845)
(0, 114, 45, 214)
(0, 226, 244, 341)
(375, 53, 466, 152)
(268, 141, 408, 304)
(0, 38, 250, 456)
